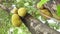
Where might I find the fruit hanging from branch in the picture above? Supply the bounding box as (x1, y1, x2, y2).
(40, 9, 52, 19)
(11, 14, 22, 27)
(36, 0, 53, 19)
(18, 8, 27, 17)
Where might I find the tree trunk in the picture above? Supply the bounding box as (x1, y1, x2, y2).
(21, 14, 60, 34)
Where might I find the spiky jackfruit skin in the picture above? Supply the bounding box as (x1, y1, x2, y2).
(11, 14, 22, 27)
(11, 7, 18, 14)
(18, 8, 27, 17)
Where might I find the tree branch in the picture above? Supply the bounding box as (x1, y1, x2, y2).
(22, 14, 60, 34)
(0, 4, 10, 13)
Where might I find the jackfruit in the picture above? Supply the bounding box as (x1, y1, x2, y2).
(11, 14, 22, 27)
(40, 9, 52, 19)
(18, 8, 27, 17)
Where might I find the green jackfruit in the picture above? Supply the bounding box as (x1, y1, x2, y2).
(11, 14, 22, 27)
(18, 8, 27, 17)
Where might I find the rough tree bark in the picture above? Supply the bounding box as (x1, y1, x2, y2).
(21, 14, 60, 34)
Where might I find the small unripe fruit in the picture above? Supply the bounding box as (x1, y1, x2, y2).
(11, 14, 22, 27)
(40, 9, 52, 16)
(11, 7, 18, 14)
(18, 8, 27, 17)
(40, 9, 52, 19)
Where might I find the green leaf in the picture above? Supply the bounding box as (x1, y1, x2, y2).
(13, 29, 18, 34)
(57, 4, 60, 16)
(37, 0, 49, 8)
